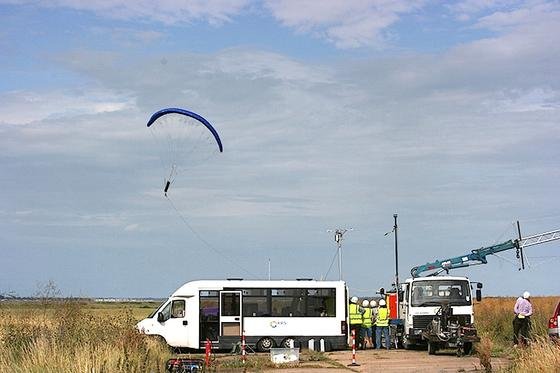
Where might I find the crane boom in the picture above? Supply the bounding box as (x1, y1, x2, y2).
(411, 228, 560, 278)
(519, 229, 560, 247)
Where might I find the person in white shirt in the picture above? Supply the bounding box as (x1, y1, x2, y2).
(513, 291, 533, 347)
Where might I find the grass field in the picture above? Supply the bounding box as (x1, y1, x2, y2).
(474, 296, 560, 372)
(1, 296, 559, 372)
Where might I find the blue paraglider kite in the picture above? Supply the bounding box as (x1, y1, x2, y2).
(147, 108, 223, 196)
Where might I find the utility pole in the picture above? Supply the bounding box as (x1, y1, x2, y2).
(385, 214, 400, 315)
(393, 214, 399, 292)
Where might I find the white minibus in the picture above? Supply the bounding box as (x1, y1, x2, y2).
(137, 279, 348, 351)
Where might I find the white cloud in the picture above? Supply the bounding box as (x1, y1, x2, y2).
(124, 223, 140, 231)
(15, 210, 33, 215)
(473, 1, 560, 31)
(4, 0, 252, 25)
(264, 0, 425, 48)
(4, 0, 426, 49)
(0, 89, 135, 125)
(203, 49, 333, 83)
(449, 0, 521, 20)
(3, 208, 146, 230)
(90, 27, 165, 46)
(488, 88, 560, 113)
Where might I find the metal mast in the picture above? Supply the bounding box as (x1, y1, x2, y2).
(393, 214, 399, 291)
(330, 228, 352, 281)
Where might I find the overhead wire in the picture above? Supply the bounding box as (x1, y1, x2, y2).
(165, 194, 258, 280)
(323, 246, 339, 280)
(148, 110, 254, 277)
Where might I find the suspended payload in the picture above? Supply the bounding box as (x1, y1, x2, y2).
(147, 108, 223, 196)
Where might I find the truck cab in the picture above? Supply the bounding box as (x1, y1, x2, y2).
(398, 276, 480, 350)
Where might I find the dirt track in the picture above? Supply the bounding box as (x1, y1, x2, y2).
(261, 349, 511, 373)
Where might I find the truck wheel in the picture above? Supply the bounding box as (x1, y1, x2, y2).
(256, 337, 275, 352)
(428, 341, 437, 355)
(281, 337, 296, 348)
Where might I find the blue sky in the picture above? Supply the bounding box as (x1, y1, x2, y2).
(1, 0, 559, 298)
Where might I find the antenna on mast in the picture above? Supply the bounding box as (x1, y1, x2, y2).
(326, 228, 353, 280)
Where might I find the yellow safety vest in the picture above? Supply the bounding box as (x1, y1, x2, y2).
(362, 308, 373, 327)
(376, 307, 389, 327)
(349, 303, 362, 325)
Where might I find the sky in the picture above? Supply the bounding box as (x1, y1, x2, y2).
(1, 0, 559, 298)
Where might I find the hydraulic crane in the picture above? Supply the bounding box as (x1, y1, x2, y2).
(411, 227, 560, 278)
(397, 223, 559, 355)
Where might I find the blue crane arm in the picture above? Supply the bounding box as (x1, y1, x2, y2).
(410, 228, 560, 278)
(410, 240, 518, 278)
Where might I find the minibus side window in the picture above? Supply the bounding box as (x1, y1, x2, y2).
(171, 300, 185, 318)
(307, 288, 336, 317)
(271, 289, 306, 317)
(242, 289, 269, 317)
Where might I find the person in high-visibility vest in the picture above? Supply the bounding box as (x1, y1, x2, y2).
(349, 296, 364, 347)
(375, 298, 390, 350)
(361, 299, 373, 349)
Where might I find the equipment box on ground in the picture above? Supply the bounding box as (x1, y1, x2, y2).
(270, 348, 299, 364)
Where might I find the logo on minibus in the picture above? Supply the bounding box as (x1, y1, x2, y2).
(270, 321, 287, 328)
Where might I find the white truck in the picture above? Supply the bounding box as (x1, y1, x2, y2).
(395, 226, 559, 355)
(397, 276, 481, 355)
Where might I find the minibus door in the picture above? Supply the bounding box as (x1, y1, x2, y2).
(157, 298, 189, 347)
(220, 291, 242, 337)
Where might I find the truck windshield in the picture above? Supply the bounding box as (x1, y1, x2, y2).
(411, 280, 471, 307)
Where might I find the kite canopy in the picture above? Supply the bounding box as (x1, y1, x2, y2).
(147, 107, 223, 195)
(147, 108, 223, 152)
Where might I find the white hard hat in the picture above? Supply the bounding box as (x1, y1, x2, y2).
(370, 300, 377, 307)
(523, 291, 530, 299)
(362, 300, 369, 307)
(379, 299, 386, 306)
(350, 296, 358, 304)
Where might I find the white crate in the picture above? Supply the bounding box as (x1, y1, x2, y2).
(270, 348, 300, 364)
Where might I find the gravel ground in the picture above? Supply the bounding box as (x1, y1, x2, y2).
(257, 348, 511, 373)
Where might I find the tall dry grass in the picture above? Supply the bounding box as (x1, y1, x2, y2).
(508, 336, 560, 372)
(475, 297, 556, 349)
(0, 300, 170, 372)
(1, 296, 558, 372)
(477, 333, 494, 372)
(474, 296, 559, 372)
